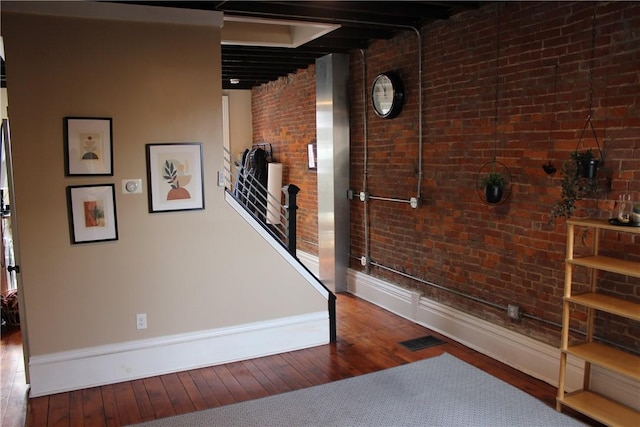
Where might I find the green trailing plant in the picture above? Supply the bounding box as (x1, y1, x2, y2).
(549, 155, 599, 223)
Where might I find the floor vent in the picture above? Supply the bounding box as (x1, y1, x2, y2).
(398, 335, 445, 351)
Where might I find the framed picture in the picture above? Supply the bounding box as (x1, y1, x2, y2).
(64, 117, 113, 176)
(67, 184, 118, 244)
(146, 143, 204, 213)
(308, 143, 317, 169)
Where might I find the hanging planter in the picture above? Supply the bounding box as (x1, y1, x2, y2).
(550, 8, 606, 224)
(476, 161, 512, 206)
(482, 172, 506, 204)
(572, 114, 603, 179)
(476, 7, 512, 207)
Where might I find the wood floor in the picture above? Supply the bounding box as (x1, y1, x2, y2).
(2, 293, 597, 427)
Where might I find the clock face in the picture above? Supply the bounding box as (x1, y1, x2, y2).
(372, 75, 394, 116)
(371, 72, 404, 119)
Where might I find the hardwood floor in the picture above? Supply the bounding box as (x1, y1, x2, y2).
(2, 293, 596, 427)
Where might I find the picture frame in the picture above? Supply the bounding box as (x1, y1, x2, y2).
(308, 143, 317, 170)
(67, 184, 118, 244)
(64, 117, 113, 176)
(146, 143, 204, 213)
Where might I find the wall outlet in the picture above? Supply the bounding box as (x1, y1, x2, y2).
(507, 304, 520, 320)
(136, 313, 147, 330)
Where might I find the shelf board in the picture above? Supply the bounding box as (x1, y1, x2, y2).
(567, 255, 640, 278)
(568, 218, 640, 234)
(558, 390, 640, 427)
(564, 342, 640, 380)
(566, 292, 640, 321)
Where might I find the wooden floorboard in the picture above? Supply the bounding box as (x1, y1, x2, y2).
(1, 293, 601, 426)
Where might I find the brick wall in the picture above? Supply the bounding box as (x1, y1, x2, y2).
(252, 69, 318, 254)
(252, 1, 639, 349)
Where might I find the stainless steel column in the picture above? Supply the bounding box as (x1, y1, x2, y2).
(316, 54, 350, 293)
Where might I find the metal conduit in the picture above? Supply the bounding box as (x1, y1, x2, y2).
(358, 28, 424, 269)
(360, 49, 370, 272)
(369, 260, 504, 311)
(357, 256, 638, 355)
(368, 196, 413, 204)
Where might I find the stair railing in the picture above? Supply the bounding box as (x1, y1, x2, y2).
(222, 147, 297, 257)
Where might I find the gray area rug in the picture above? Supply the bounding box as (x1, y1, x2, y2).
(130, 353, 584, 427)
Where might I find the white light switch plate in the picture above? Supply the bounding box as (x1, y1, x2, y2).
(122, 179, 143, 194)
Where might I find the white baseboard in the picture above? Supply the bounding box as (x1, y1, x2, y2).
(28, 312, 328, 397)
(347, 269, 640, 410)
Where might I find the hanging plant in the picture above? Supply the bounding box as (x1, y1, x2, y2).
(572, 148, 600, 179)
(476, 161, 512, 205)
(550, 157, 599, 223)
(550, 8, 605, 223)
(481, 171, 506, 204)
(476, 5, 512, 207)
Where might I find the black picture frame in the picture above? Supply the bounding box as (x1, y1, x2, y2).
(145, 143, 205, 213)
(64, 117, 114, 176)
(67, 184, 118, 244)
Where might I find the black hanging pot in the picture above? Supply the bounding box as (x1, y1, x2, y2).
(485, 185, 503, 204)
(579, 158, 599, 179)
(574, 114, 603, 179)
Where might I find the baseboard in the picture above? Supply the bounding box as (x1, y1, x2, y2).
(298, 250, 319, 276)
(346, 269, 640, 410)
(28, 311, 328, 397)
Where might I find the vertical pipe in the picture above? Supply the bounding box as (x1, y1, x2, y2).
(412, 27, 424, 200)
(360, 49, 370, 272)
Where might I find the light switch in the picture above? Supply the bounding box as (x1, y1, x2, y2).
(122, 179, 142, 194)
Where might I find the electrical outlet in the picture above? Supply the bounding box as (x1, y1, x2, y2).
(136, 313, 147, 330)
(507, 304, 520, 320)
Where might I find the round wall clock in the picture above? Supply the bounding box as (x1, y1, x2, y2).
(371, 72, 404, 119)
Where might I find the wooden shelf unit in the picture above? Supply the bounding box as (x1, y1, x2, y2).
(556, 218, 640, 427)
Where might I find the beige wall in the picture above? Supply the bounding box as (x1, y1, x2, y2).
(2, 7, 325, 359)
(1, 89, 7, 119)
(224, 89, 253, 158)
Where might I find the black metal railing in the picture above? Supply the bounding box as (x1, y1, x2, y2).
(223, 147, 298, 257)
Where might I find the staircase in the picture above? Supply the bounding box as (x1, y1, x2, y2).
(222, 147, 336, 342)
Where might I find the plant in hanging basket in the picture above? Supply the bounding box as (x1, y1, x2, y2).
(549, 155, 600, 223)
(481, 171, 507, 204)
(571, 148, 600, 179)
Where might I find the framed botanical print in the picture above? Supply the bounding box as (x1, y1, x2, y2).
(146, 143, 204, 213)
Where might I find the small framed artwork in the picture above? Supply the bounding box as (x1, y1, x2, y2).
(64, 117, 113, 176)
(67, 184, 118, 244)
(146, 143, 204, 213)
(308, 143, 317, 170)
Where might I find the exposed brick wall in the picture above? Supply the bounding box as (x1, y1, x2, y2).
(252, 1, 639, 350)
(252, 68, 318, 254)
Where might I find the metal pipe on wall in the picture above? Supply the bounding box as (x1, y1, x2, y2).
(360, 49, 370, 272)
(359, 26, 424, 207)
(359, 27, 423, 269)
